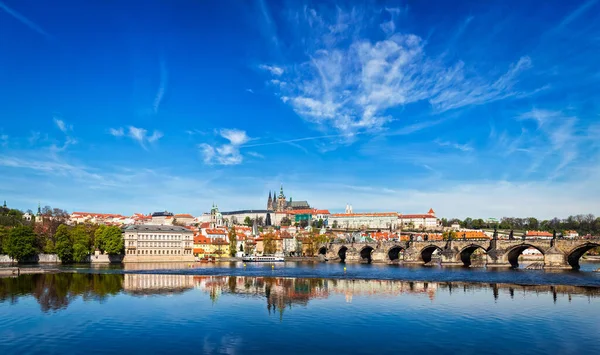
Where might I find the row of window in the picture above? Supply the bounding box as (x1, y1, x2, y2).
(127, 234, 192, 240)
(126, 249, 192, 255)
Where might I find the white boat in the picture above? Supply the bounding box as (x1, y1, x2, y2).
(242, 255, 285, 262)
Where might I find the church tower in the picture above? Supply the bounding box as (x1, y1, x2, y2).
(267, 191, 272, 210)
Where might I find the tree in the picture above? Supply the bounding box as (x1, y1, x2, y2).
(332, 220, 338, 228)
(71, 225, 91, 263)
(0, 227, 6, 254)
(102, 226, 124, 255)
(228, 227, 237, 257)
(256, 216, 264, 226)
(263, 232, 276, 255)
(55, 225, 74, 263)
(280, 217, 291, 227)
(244, 216, 252, 227)
(94, 225, 107, 251)
(5, 226, 38, 262)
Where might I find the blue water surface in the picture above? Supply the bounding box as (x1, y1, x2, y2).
(0, 272, 599, 355)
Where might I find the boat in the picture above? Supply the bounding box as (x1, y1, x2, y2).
(242, 255, 285, 262)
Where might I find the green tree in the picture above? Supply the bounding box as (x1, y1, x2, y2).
(5, 226, 38, 262)
(280, 217, 291, 227)
(244, 216, 252, 227)
(332, 220, 338, 228)
(55, 225, 74, 263)
(263, 232, 276, 255)
(228, 227, 237, 257)
(102, 226, 124, 255)
(71, 225, 91, 262)
(94, 224, 107, 251)
(0, 227, 7, 254)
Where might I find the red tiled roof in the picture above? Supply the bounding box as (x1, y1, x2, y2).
(205, 228, 227, 235)
(400, 214, 436, 219)
(330, 212, 398, 217)
(175, 214, 194, 218)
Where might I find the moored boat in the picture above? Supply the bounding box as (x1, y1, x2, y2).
(242, 255, 285, 262)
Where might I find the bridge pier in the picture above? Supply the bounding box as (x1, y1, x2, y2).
(402, 246, 424, 264)
(543, 249, 571, 269)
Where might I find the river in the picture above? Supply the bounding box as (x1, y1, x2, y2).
(1, 262, 599, 354)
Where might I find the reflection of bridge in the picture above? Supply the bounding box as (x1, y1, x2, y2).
(319, 237, 600, 269)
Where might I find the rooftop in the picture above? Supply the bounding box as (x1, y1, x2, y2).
(124, 225, 192, 233)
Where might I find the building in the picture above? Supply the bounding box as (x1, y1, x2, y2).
(399, 209, 439, 230)
(267, 185, 310, 212)
(209, 204, 224, 228)
(150, 211, 174, 225)
(123, 225, 194, 262)
(174, 214, 195, 225)
(329, 209, 399, 230)
(525, 230, 553, 239)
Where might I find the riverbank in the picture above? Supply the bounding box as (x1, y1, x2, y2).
(0, 267, 61, 277)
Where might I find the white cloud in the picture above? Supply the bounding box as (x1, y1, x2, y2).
(109, 127, 124, 137)
(0, 1, 53, 38)
(259, 64, 284, 76)
(0, 134, 8, 147)
(153, 58, 168, 114)
(199, 129, 251, 165)
(108, 126, 162, 149)
(517, 108, 582, 175)
(53, 116, 71, 133)
(435, 140, 473, 152)
(261, 7, 539, 136)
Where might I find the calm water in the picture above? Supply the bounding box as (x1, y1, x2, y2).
(56, 260, 600, 287)
(1, 271, 600, 354)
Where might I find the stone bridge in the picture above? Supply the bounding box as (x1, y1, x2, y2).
(317, 237, 600, 269)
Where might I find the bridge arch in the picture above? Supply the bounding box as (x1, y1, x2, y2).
(359, 246, 375, 263)
(387, 245, 405, 262)
(337, 246, 348, 263)
(506, 244, 545, 268)
(566, 242, 600, 269)
(459, 244, 488, 267)
(318, 246, 327, 256)
(420, 245, 442, 264)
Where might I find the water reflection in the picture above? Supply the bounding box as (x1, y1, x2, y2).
(1, 273, 599, 313)
(0, 273, 122, 312)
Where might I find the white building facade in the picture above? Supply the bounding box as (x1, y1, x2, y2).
(123, 225, 194, 262)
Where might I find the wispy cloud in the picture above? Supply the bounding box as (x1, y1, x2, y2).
(153, 58, 168, 114)
(199, 129, 251, 165)
(50, 116, 76, 152)
(259, 64, 284, 76)
(0, 1, 53, 39)
(53, 116, 72, 133)
(240, 133, 352, 148)
(108, 127, 124, 137)
(260, 6, 539, 136)
(246, 88, 255, 94)
(557, 0, 598, 29)
(517, 109, 581, 176)
(435, 140, 473, 152)
(0, 134, 8, 147)
(109, 126, 163, 149)
(246, 151, 265, 159)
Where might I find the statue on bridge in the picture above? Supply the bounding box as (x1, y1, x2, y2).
(493, 227, 498, 240)
(509, 230, 514, 240)
(522, 232, 526, 241)
(462, 233, 467, 240)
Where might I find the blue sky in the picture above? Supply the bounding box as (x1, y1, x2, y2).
(1, 0, 599, 219)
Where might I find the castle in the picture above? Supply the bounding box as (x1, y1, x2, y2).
(267, 186, 310, 212)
